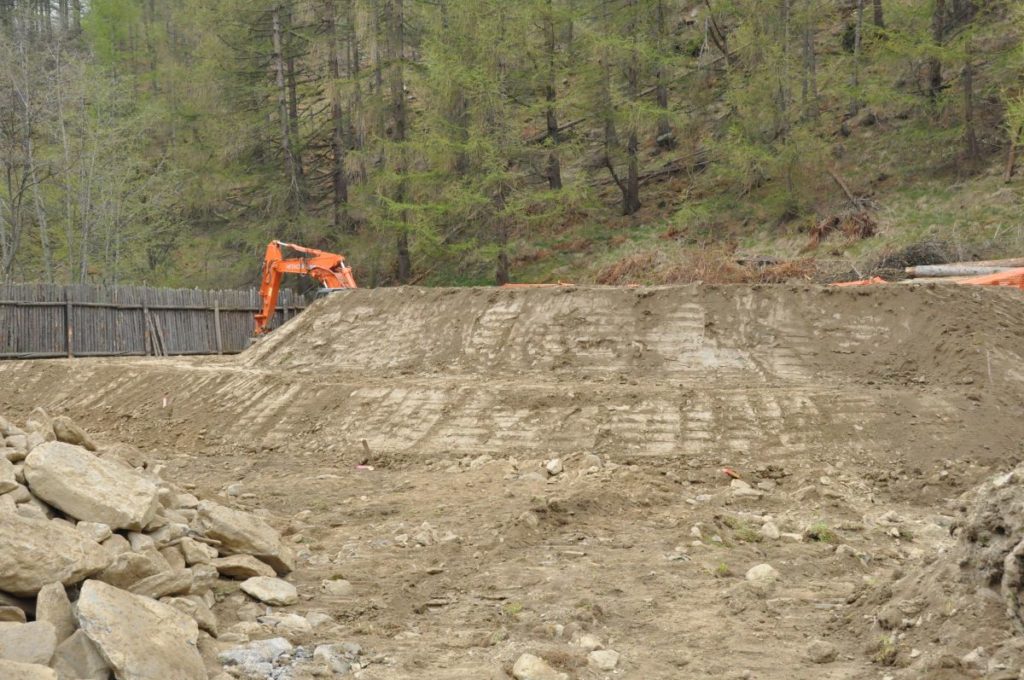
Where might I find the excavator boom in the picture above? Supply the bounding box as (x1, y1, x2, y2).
(254, 240, 357, 335)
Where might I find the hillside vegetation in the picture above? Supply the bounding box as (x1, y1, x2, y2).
(0, 0, 1022, 289)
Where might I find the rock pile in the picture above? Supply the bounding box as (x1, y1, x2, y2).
(0, 410, 321, 680)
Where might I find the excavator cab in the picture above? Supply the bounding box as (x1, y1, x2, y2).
(254, 241, 357, 336)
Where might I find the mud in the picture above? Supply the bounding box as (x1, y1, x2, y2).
(1, 283, 1024, 679)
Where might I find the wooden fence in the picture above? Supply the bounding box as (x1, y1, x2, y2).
(0, 284, 308, 359)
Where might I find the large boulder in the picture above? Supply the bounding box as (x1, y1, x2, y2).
(75, 580, 206, 680)
(50, 630, 110, 680)
(0, 514, 110, 597)
(35, 583, 75, 645)
(24, 442, 159, 531)
(0, 621, 57, 666)
(0, 660, 57, 680)
(195, 501, 295, 575)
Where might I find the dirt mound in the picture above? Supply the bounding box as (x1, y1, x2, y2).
(849, 465, 1024, 679)
(245, 284, 1024, 389)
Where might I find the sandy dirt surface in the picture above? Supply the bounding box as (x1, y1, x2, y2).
(2, 284, 1024, 679)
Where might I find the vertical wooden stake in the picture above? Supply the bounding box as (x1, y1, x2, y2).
(65, 291, 74, 358)
(143, 300, 151, 356)
(214, 300, 223, 355)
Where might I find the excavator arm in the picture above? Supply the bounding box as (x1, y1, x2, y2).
(254, 241, 357, 335)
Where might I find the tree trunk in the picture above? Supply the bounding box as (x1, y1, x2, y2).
(284, 5, 305, 181)
(872, 0, 884, 28)
(325, 2, 350, 232)
(850, 0, 864, 115)
(272, 7, 303, 210)
(390, 0, 412, 283)
(1005, 126, 1022, 183)
(654, 0, 674, 147)
(544, 0, 562, 190)
(962, 55, 979, 164)
(928, 0, 945, 101)
(802, 1, 819, 120)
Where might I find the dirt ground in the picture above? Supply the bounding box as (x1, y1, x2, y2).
(2, 284, 1024, 679)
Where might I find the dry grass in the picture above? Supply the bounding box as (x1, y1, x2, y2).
(595, 248, 819, 285)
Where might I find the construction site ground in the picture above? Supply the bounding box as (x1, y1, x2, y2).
(2, 284, 1024, 679)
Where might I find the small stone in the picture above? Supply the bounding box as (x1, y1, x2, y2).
(160, 596, 218, 637)
(195, 501, 294, 575)
(760, 522, 781, 540)
(313, 643, 361, 674)
(320, 578, 354, 596)
(75, 522, 112, 543)
(588, 649, 620, 671)
(304, 612, 333, 628)
(0, 621, 57, 665)
(211, 555, 277, 580)
(51, 417, 97, 451)
(960, 647, 986, 673)
(127, 568, 194, 599)
(0, 458, 17, 494)
(582, 453, 602, 469)
(807, 639, 837, 664)
(179, 537, 218, 565)
(545, 458, 563, 476)
(101, 534, 131, 556)
(745, 564, 779, 582)
(240, 577, 298, 606)
(159, 546, 187, 570)
(0, 608, 26, 624)
(512, 653, 568, 680)
(35, 583, 75, 645)
(576, 633, 602, 651)
(225, 483, 242, 497)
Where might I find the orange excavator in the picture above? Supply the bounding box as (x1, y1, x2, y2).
(254, 240, 357, 335)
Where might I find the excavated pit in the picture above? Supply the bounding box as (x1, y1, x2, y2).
(2, 283, 1024, 679)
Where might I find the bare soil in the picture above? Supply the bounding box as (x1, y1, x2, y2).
(2, 284, 1024, 679)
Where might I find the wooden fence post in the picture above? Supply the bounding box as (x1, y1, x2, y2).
(214, 300, 223, 355)
(65, 291, 74, 359)
(142, 299, 151, 356)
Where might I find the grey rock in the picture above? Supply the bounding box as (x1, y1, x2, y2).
(313, 642, 361, 674)
(218, 637, 292, 668)
(25, 443, 159, 531)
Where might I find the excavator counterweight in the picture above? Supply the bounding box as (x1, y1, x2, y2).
(254, 240, 357, 335)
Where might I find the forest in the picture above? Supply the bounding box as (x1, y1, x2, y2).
(0, 0, 1021, 289)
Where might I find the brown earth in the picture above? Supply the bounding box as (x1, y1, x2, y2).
(2, 284, 1024, 679)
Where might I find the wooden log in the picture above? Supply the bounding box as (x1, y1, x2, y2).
(905, 265, 1018, 278)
